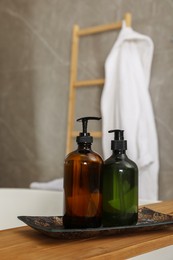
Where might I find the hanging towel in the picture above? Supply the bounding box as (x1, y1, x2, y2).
(30, 178, 63, 191)
(101, 22, 159, 201)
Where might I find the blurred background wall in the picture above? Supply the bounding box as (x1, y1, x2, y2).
(0, 0, 173, 200)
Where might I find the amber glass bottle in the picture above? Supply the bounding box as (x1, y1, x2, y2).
(102, 130, 138, 227)
(63, 117, 103, 229)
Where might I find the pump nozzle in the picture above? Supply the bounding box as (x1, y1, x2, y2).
(108, 129, 127, 150)
(109, 129, 124, 140)
(76, 117, 101, 143)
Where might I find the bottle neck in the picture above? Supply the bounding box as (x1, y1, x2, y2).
(77, 142, 92, 151)
(112, 150, 126, 156)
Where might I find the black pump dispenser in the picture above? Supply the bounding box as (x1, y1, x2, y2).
(109, 129, 127, 151)
(76, 117, 101, 144)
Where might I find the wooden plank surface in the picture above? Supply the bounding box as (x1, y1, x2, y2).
(0, 201, 173, 259)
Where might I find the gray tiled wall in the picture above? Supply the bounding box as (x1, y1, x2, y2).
(0, 0, 173, 200)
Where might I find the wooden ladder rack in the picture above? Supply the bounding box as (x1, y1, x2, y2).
(66, 13, 132, 154)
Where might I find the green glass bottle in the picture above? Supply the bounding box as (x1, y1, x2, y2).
(102, 129, 138, 227)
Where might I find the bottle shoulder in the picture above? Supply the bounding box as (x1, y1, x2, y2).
(65, 149, 103, 163)
(104, 154, 138, 170)
(126, 157, 138, 169)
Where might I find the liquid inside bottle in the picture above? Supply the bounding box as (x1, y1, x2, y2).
(63, 144, 103, 228)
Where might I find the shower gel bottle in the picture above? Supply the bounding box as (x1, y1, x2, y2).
(102, 129, 138, 227)
(63, 117, 103, 229)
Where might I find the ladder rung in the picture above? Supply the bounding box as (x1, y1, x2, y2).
(74, 79, 104, 87)
(78, 21, 122, 36)
(72, 131, 102, 138)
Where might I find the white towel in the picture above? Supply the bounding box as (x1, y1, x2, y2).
(30, 178, 63, 191)
(101, 22, 159, 200)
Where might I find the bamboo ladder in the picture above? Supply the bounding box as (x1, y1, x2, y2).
(66, 13, 132, 154)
